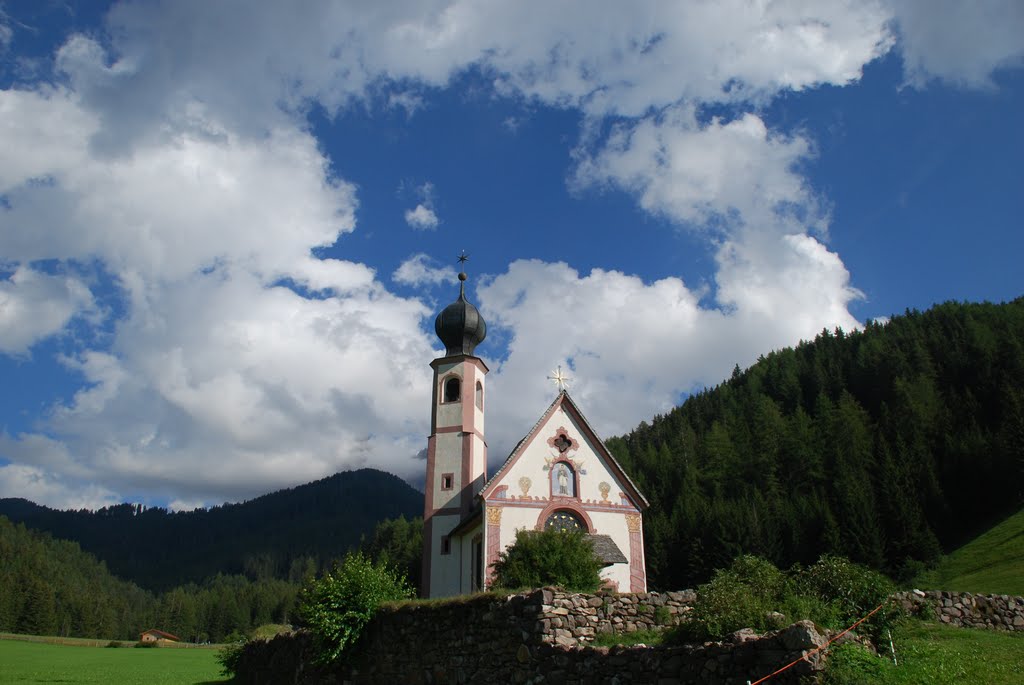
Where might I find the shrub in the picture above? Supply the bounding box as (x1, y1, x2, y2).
(217, 642, 244, 677)
(490, 528, 603, 593)
(674, 554, 899, 642)
(681, 555, 796, 640)
(797, 555, 900, 639)
(298, 552, 414, 665)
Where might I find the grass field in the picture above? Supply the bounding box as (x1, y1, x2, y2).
(0, 639, 229, 685)
(915, 507, 1024, 596)
(825, 619, 1024, 685)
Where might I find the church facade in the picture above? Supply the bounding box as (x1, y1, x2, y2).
(422, 271, 648, 598)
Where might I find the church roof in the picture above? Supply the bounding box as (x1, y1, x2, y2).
(589, 534, 628, 565)
(479, 390, 649, 509)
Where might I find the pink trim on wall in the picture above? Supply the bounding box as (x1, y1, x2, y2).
(485, 507, 502, 588)
(433, 425, 485, 439)
(461, 364, 475, 431)
(420, 436, 437, 597)
(461, 432, 475, 516)
(485, 498, 638, 514)
(627, 515, 646, 592)
(423, 437, 437, 516)
(533, 500, 596, 532)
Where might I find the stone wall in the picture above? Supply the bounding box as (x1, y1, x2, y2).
(232, 589, 832, 685)
(533, 589, 696, 647)
(893, 590, 1024, 631)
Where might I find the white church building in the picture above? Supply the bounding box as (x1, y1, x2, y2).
(422, 269, 649, 598)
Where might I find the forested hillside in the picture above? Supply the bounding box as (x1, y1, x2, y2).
(0, 468, 421, 591)
(607, 299, 1024, 590)
(0, 516, 298, 641)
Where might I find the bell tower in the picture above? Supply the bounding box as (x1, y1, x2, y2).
(422, 265, 488, 597)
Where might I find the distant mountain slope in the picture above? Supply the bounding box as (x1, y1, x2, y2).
(0, 468, 422, 591)
(914, 507, 1024, 596)
(0, 516, 153, 639)
(606, 298, 1024, 590)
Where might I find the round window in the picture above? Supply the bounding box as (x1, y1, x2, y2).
(545, 510, 585, 532)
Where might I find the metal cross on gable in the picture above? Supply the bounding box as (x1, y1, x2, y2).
(547, 365, 571, 392)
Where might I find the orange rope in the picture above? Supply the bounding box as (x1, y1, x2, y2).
(747, 600, 887, 685)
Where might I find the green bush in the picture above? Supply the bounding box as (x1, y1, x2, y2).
(490, 529, 603, 593)
(217, 642, 244, 677)
(297, 552, 413, 665)
(798, 555, 899, 638)
(674, 554, 900, 642)
(680, 555, 798, 640)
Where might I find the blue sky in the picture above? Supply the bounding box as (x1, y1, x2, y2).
(0, 1, 1021, 510)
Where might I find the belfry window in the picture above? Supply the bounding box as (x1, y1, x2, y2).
(475, 381, 483, 409)
(443, 376, 461, 403)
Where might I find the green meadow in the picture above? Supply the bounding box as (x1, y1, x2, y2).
(825, 620, 1024, 685)
(0, 639, 228, 685)
(914, 507, 1024, 596)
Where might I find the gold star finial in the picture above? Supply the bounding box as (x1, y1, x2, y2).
(547, 365, 571, 392)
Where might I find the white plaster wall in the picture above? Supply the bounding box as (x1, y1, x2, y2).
(497, 505, 543, 550)
(469, 433, 486, 497)
(496, 406, 633, 507)
(432, 431, 463, 510)
(429, 513, 462, 597)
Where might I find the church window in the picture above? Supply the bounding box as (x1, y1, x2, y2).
(441, 536, 451, 555)
(441, 473, 454, 491)
(475, 381, 483, 409)
(545, 510, 585, 533)
(551, 462, 576, 497)
(443, 376, 461, 403)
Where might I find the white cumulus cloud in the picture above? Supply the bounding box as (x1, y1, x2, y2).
(404, 204, 440, 230)
(0, 1, 1019, 507)
(393, 254, 458, 287)
(0, 265, 95, 356)
(890, 0, 1024, 88)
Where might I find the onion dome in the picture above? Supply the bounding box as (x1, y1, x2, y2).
(435, 272, 487, 357)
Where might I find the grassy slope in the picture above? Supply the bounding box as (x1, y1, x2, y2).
(914, 507, 1024, 596)
(0, 639, 228, 685)
(826, 621, 1024, 685)
(824, 507, 1024, 684)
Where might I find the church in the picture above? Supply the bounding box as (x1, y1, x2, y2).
(422, 268, 649, 598)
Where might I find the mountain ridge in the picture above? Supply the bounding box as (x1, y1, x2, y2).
(0, 467, 421, 591)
